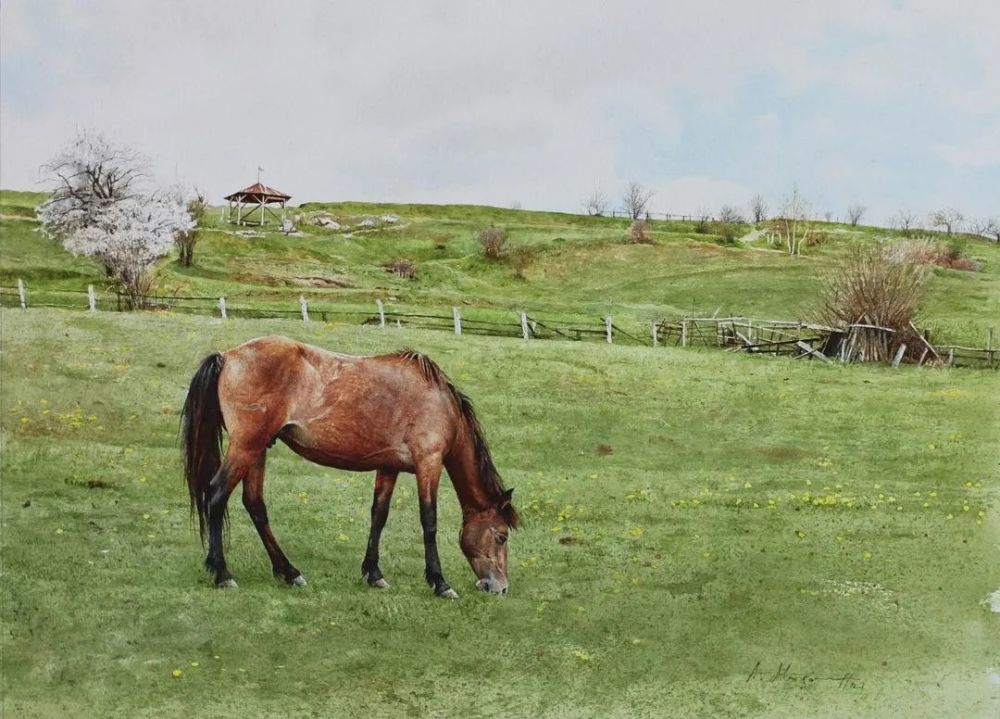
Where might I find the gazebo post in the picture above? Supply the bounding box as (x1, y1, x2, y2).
(260, 196, 265, 226)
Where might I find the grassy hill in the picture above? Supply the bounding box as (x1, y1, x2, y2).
(2, 309, 998, 717)
(1, 189, 997, 344)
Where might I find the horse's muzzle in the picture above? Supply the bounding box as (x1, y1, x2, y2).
(476, 576, 508, 595)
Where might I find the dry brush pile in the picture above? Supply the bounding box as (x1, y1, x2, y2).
(819, 244, 930, 363)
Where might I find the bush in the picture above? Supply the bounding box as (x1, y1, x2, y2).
(694, 212, 712, 234)
(625, 220, 654, 244)
(432, 233, 450, 251)
(884, 239, 978, 272)
(476, 226, 508, 260)
(712, 222, 739, 245)
(508, 246, 535, 279)
(805, 230, 831, 247)
(381, 259, 416, 279)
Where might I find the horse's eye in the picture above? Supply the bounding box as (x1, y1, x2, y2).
(497, 534, 507, 545)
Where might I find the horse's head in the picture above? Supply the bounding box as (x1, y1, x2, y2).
(460, 488, 518, 594)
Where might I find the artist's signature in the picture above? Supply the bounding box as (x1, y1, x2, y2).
(746, 661, 865, 690)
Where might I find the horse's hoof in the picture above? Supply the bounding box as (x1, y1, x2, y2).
(290, 575, 307, 587)
(217, 578, 238, 589)
(438, 587, 459, 600)
(370, 577, 389, 589)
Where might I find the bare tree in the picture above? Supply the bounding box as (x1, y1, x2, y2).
(749, 194, 768, 224)
(778, 186, 813, 256)
(892, 210, 918, 237)
(985, 218, 1000, 243)
(175, 189, 207, 267)
(718, 205, 745, 224)
(929, 208, 964, 235)
(694, 208, 712, 233)
(622, 182, 654, 220)
(846, 203, 867, 226)
(583, 187, 609, 217)
(968, 217, 1000, 243)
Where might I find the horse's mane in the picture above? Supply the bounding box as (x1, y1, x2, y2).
(388, 349, 520, 528)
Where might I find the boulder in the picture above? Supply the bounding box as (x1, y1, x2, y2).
(312, 214, 342, 229)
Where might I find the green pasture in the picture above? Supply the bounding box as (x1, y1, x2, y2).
(1, 190, 998, 345)
(1, 309, 998, 717)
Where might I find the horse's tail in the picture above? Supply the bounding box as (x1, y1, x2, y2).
(180, 352, 226, 543)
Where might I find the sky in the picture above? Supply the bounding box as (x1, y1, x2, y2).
(2, 0, 998, 224)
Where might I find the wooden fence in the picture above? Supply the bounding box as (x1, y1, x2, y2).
(1, 281, 996, 369)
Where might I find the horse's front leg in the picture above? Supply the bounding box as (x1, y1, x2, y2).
(416, 455, 458, 599)
(361, 468, 398, 588)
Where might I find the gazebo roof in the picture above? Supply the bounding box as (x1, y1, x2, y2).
(224, 182, 291, 203)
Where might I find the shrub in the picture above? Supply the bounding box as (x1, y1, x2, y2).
(884, 239, 978, 272)
(625, 220, 654, 244)
(476, 226, 508, 260)
(712, 222, 739, 245)
(381, 259, 416, 279)
(432, 233, 450, 251)
(694, 211, 712, 234)
(805, 230, 831, 246)
(508, 246, 535, 279)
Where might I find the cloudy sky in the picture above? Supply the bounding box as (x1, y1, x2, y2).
(2, 1, 998, 223)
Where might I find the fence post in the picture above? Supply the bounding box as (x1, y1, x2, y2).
(520, 312, 530, 340)
(218, 296, 228, 320)
(604, 316, 613, 344)
(651, 321, 658, 347)
(681, 319, 688, 347)
(299, 295, 309, 322)
(87, 285, 96, 312)
(891, 344, 907, 368)
(17, 278, 26, 309)
(453, 307, 461, 335)
(376, 299, 386, 328)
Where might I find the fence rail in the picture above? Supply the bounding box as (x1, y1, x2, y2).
(1, 281, 996, 369)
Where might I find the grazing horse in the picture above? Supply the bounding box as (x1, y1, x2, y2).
(180, 335, 519, 597)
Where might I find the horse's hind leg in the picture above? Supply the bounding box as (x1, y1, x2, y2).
(242, 452, 305, 586)
(204, 457, 247, 588)
(362, 469, 398, 588)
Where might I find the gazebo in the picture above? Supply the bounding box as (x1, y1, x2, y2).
(224, 182, 292, 226)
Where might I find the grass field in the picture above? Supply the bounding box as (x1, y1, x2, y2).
(2, 190, 998, 345)
(2, 308, 998, 717)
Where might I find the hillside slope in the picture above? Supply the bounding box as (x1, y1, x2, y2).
(1, 190, 997, 344)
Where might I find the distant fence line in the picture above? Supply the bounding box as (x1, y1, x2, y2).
(1, 280, 996, 369)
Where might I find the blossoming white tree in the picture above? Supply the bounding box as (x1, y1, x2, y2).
(38, 130, 194, 308)
(37, 129, 150, 243)
(64, 195, 193, 308)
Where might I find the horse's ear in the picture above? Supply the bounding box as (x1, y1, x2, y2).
(502, 487, 514, 501)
